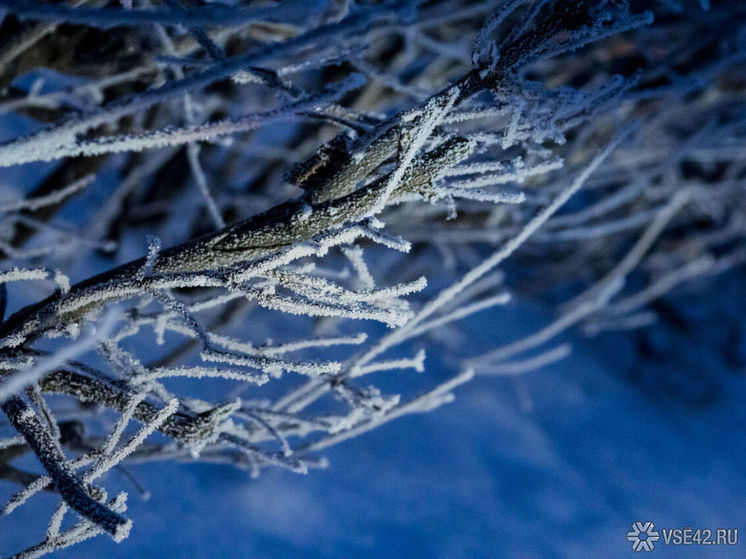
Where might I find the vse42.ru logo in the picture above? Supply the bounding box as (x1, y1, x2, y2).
(627, 522, 738, 552)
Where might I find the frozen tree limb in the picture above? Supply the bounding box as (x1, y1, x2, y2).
(0, 1, 743, 555)
(1, 396, 131, 541)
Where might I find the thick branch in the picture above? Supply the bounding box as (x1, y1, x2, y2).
(39, 370, 235, 447)
(1, 395, 131, 541)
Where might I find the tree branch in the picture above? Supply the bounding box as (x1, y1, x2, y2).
(1, 395, 131, 541)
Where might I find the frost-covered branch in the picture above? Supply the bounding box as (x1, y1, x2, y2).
(0, 1, 743, 555)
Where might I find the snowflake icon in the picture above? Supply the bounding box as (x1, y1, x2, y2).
(627, 521, 660, 552)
